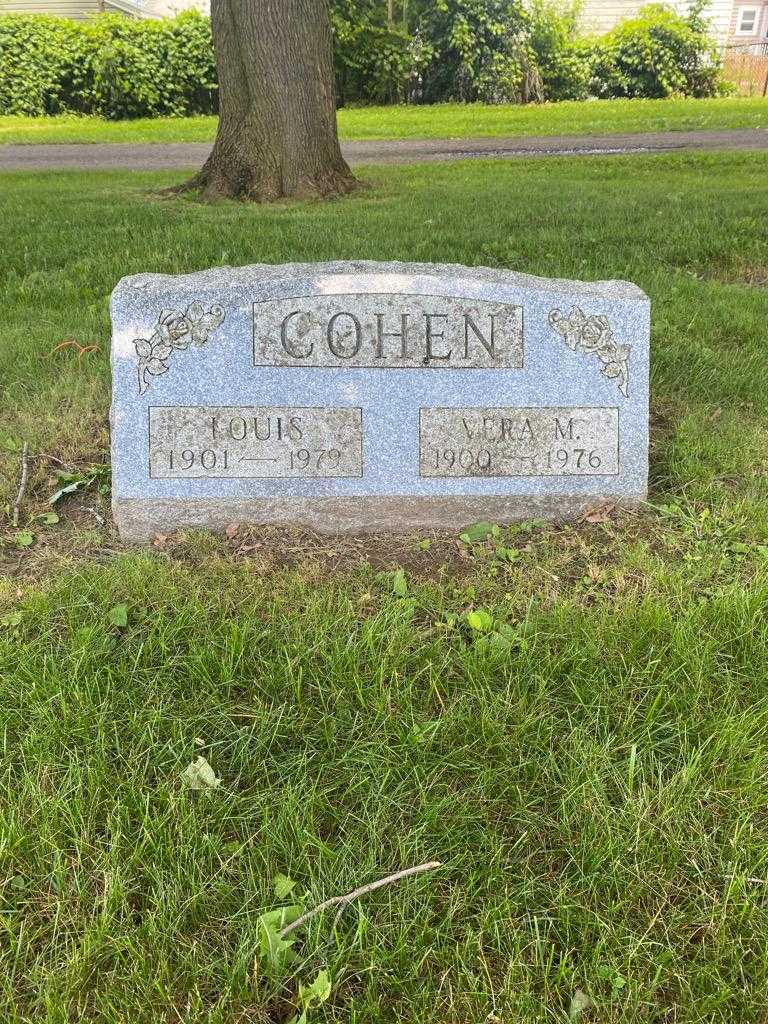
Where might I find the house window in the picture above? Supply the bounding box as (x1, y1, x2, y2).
(736, 6, 760, 33)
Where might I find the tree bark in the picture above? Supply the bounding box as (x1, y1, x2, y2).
(184, 0, 359, 202)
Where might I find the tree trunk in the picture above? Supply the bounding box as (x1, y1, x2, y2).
(185, 0, 359, 202)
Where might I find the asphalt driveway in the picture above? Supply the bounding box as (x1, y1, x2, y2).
(1, 129, 766, 171)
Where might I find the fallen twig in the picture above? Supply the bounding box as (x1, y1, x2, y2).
(31, 452, 71, 469)
(279, 860, 442, 938)
(85, 506, 106, 526)
(12, 442, 30, 528)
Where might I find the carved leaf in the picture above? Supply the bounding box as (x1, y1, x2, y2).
(153, 342, 173, 359)
(145, 357, 169, 376)
(188, 301, 204, 321)
(134, 338, 152, 358)
(199, 311, 222, 333)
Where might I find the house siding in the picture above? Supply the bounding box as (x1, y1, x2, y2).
(0, 0, 208, 17)
(151, 0, 208, 14)
(579, 0, 734, 46)
(0, 0, 102, 16)
(728, 2, 768, 44)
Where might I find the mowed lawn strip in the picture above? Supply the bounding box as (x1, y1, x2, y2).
(1, 152, 768, 1022)
(3, 556, 768, 1022)
(1, 95, 767, 145)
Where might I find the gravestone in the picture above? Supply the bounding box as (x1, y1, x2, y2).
(110, 261, 649, 542)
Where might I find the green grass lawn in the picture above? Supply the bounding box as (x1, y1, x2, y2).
(2, 152, 768, 1022)
(2, 95, 768, 145)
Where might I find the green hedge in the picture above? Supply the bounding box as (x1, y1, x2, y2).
(527, 1, 592, 102)
(590, 3, 724, 99)
(0, 3, 724, 118)
(0, 11, 216, 117)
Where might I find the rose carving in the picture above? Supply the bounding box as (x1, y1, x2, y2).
(134, 302, 225, 395)
(548, 307, 630, 398)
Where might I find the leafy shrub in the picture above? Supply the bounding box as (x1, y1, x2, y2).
(0, 11, 216, 118)
(414, 0, 536, 104)
(0, 15, 87, 115)
(88, 13, 216, 118)
(0, 0, 725, 118)
(589, 2, 724, 99)
(331, 0, 414, 104)
(527, 0, 592, 101)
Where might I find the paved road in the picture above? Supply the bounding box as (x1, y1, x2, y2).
(1, 129, 766, 171)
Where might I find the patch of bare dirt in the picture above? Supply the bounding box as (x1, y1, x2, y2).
(698, 265, 768, 287)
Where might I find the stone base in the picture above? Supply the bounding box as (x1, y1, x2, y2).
(113, 494, 644, 543)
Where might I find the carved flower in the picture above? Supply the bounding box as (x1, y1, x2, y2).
(548, 305, 631, 398)
(158, 309, 193, 349)
(580, 314, 611, 352)
(133, 301, 226, 395)
(187, 301, 225, 346)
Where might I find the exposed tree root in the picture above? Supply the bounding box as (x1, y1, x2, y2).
(167, 161, 361, 204)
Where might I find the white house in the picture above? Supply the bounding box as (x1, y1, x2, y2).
(726, 0, 768, 45)
(0, 0, 208, 18)
(578, 0, 768, 48)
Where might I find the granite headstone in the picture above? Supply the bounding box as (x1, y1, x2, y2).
(110, 261, 649, 541)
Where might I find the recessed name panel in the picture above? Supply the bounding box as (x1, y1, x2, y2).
(419, 407, 619, 477)
(149, 406, 363, 479)
(253, 293, 523, 369)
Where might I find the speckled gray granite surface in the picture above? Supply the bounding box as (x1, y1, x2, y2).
(110, 261, 649, 541)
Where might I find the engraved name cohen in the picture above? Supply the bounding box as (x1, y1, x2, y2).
(253, 293, 523, 368)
